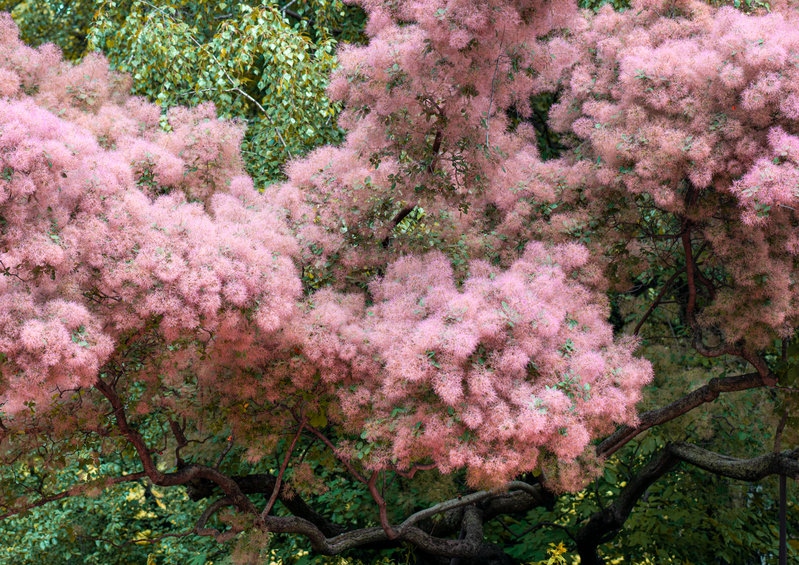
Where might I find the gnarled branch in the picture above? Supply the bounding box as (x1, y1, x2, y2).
(598, 372, 766, 457)
(577, 442, 799, 564)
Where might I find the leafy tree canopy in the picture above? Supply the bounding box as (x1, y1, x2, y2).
(0, 0, 366, 184)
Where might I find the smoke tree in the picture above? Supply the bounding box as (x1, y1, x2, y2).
(2, 0, 799, 561)
(544, 0, 799, 561)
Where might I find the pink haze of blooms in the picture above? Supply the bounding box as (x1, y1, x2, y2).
(0, 0, 662, 492)
(268, 0, 657, 489)
(548, 0, 799, 349)
(7, 0, 799, 492)
(0, 16, 301, 413)
(269, 0, 799, 488)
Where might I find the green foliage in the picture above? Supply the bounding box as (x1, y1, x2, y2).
(89, 1, 347, 184)
(578, 0, 631, 12)
(0, 440, 227, 564)
(534, 543, 579, 565)
(2, 0, 366, 185)
(709, 0, 771, 12)
(0, 0, 94, 60)
(0, 485, 226, 565)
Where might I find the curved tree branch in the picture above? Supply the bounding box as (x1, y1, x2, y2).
(95, 372, 546, 561)
(260, 504, 507, 559)
(400, 481, 545, 530)
(598, 372, 767, 457)
(669, 442, 799, 481)
(95, 376, 259, 515)
(262, 419, 305, 518)
(254, 481, 545, 557)
(633, 267, 683, 336)
(0, 471, 146, 521)
(224, 473, 345, 537)
(577, 442, 799, 564)
(576, 446, 678, 565)
(195, 496, 241, 542)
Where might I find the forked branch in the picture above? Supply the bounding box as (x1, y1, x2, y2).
(598, 372, 767, 457)
(577, 442, 799, 564)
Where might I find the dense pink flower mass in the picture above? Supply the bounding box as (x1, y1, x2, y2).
(0, 0, 655, 493)
(335, 247, 649, 485)
(0, 16, 301, 412)
(279, 244, 651, 488)
(548, 0, 799, 349)
(9, 0, 799, 556)
(279, 0, 585, 284)
(266, 0, 655, 489)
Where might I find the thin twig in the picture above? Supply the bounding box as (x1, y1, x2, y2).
(0, 258, 32, 282)
(0, 472, 146, 520)
(261, 421, 305, 518)
(280, 0, 298, 15)
(775, 411, 789, 453)
(485, 28, 505, 147)
(633, 268, 683, 336)
(368, 471, 397, 538)
(304, 424, 368, 484)
(510, 520, 576, 542)
(215, 433, 235, 469)
(391, 462, 437, 479)
(196, 496, 242, 542)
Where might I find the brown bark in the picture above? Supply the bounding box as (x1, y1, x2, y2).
(598, 372, 767, 457)
(576, 442, 799, 564)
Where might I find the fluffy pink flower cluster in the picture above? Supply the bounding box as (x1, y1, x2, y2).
(0, 15, 300, 412)
(266, 0, 655, 489)
(1, 0, 658, 490)
(297, 246, 650, 488)
(281, 0, 582, 284)
(549, 0, 799, 348)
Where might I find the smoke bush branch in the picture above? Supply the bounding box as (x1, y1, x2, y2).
(304, 424, 368, 484)
(195, 496, 238, 542)
(598, 372, 766, 457)
(0, 471, 147, 521)
(94, 376, 260, 516)
(670, 442, 799, 481)
(633, 268, 683, 336)
(260, 504, 499, 558)
(262, 420, 305, 518)
(578, 442, 799, 564)
(232, 480, 545, 558)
